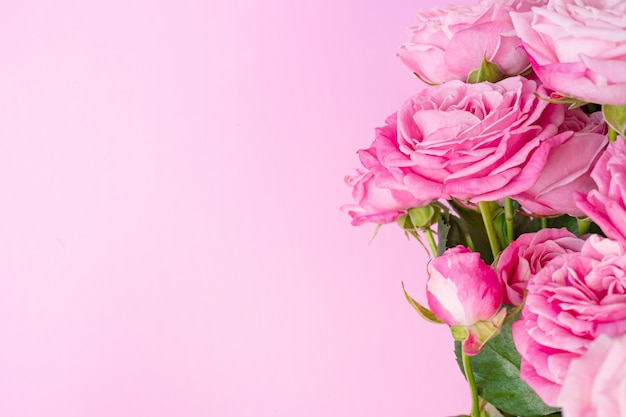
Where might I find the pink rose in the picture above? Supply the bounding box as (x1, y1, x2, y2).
(512, 109, 607, 216)
(382, 76, 569, 203)
(575, 138, 626, 243)
(511, 0, 626, 105)
(398, 0, 544, 84)
(496, 228, 584, 306)
(427, 246, 505, 355)
(513, 235, 626, 406)
(559, 334, 626, 417)
(342, 119, 424, 225)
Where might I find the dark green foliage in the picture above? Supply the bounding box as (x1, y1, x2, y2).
(454, 323, 560, 417)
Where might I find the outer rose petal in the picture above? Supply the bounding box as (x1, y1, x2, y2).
(513, 109, 608, 216)
(513, 235, 626, 406)
(497, 228, 584, 306)
(390, 77, 567, 203)
(511, 0, 626, 105)
(398, 1, 540, 83)
(342, 169, 421, 225)
(559, 334, 626, 417)
(575, 138, 626, 244)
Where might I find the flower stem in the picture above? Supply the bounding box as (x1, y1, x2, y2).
(577, 218, 591, 236)
(609, 127, 617, 142)
(424, 228, 438, 258)
(478, 201, 500, 259)
(504, 198, 515, 245)
(464, 233, 476, 252)
(540, 217, 548, 229)
(463, 353, 480, 417)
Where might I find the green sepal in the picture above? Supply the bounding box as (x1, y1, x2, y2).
(401, 282, 444, 324)
(368, 224, 383, 243)
(397, 213, 420, 240)
(408, 205, 440, 229)
(503, 302, 524, 325)
(481, 400, 506, 417)
(397, 204, 441, 239)
(451, 325, 469, 341)
(534, 92, 588, 108)
(602, 104, 626, 138)
(413, 72, 438, 86)
(467, 58, 505, 84)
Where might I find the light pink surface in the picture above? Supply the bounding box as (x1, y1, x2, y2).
(0, 0, 469, 416)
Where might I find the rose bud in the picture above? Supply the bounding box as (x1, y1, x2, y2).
(427, 246, 506, 355)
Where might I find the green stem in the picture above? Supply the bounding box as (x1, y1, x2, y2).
(478, 201, 500, 259)
(464, 232, 476, 252)
(609, 127, 617, 142)
(504, 197, 515, 245)
(463, 353, 480, 417)
(540, 217, 548, 229)
(577, 218, 591, 237)
(424, 228, 438, 258)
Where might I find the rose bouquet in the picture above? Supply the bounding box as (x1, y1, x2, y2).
(343, 0, 626, 416)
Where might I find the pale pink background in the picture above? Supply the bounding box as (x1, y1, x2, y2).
(0, 0, 470, 416)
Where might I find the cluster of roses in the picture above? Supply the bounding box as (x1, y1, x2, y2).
(343, 0, 626, 416)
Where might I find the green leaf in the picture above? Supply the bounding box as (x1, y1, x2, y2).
(454, 322, 560, 417)
(510, 201, 541, 238)
(437, 211, 465, 257)
(546, 214, 579, 235)
(602, 104, 626, 137)
(503, 201, 604, 241)
(401, 282, 444, 324)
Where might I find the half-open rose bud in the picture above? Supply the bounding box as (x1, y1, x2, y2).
(427, 246, 506, 355)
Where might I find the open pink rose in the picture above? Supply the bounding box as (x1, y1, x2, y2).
(382, 76, 569, 203)
(511, 0, 626, 105)
(497, 228, 583, 306)
(512, 109, 607, 216)
(398, 0, 543, 84)
(427, 246, 505, 355)
(513, 235, 626, 406)
(575, 138, 626, 243)
(342, 119, 424, 225)
(559, 334, 626, 417)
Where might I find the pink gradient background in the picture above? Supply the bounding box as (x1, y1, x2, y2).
(0, 0, 470, 416)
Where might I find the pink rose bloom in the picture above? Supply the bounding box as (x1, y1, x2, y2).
(398, 0, 544, 84)
(575, 138, 626, 243)
(512, 109, 607, 216)
(513, 235, 626, 406)
(343, 119, 424, 225)
(427, 246, 505, 355)
(497, 228, 584, 306)
(559, 334, 626, 417)
(511, 0, 626, 105)
(398, 0, 545, 84)
(384, 76, 569, 203)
